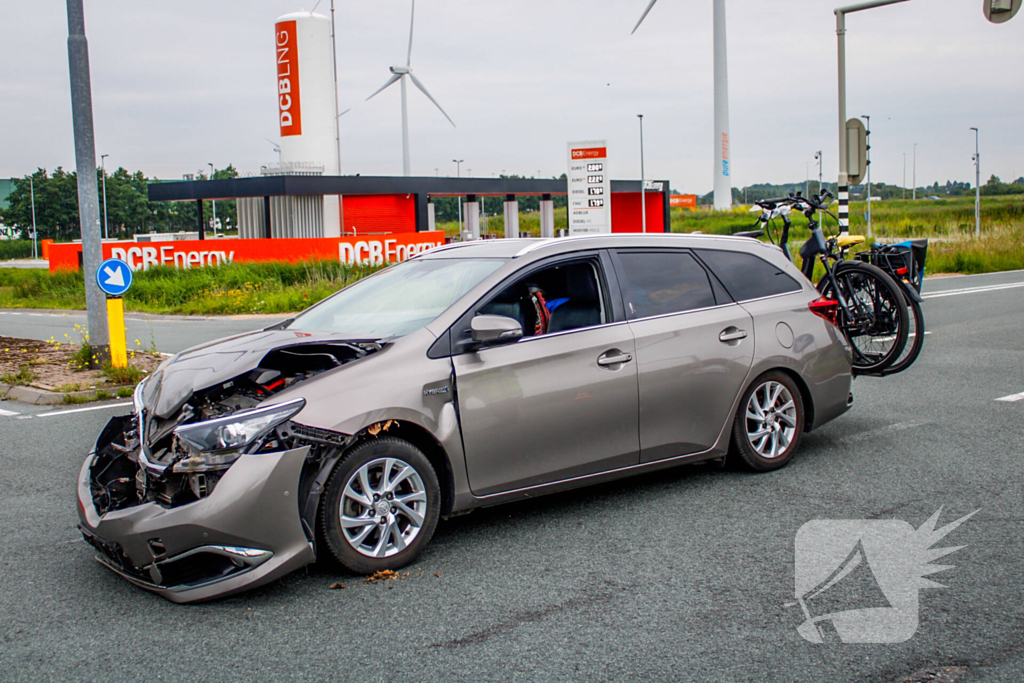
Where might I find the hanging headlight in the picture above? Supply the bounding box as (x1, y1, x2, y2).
(171, 398, 305, 473)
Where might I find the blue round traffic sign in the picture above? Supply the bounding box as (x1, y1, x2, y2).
(96, 258, 133, 297)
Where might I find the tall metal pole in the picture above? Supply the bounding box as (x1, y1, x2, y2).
(834, 0, 911, 232)
(401, 76, 411, 176)
(66, 0, 109, 364)
(912, 142, 917, 200)
(971, 127, 980, 237)
(30, 176, 38, 260)
(638, 114, 647, 233)
(815, 151, 824, 225)
(712, 0, 732, 210)
(329, 0, 345, 231)
(861, 114, 871, 238)
(100, 153, 108, 239)
(836, 9, 848, 232)
(453, 159, 464, 235)
(208, 162, 217, 236)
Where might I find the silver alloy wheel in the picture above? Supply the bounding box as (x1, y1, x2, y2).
(744, 380, 798, 460)
(339, 457, 427, 558)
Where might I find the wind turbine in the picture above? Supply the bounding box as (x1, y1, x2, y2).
(633, 0, 732, 210)
(366, 0, 455, 176)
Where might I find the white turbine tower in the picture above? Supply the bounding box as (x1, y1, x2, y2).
(633, 0, 732, 210)
(366, 0, 455, 176)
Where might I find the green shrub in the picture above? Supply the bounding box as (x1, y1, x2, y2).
(1, 365, 38, 386)
(102, 363, 144, 386)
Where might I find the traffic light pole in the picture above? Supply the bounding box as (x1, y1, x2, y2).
(835, 0, 911, 234)
(66, 0, 109, 366)
(862, 114, 871, 238)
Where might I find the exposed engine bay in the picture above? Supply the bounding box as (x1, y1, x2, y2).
(88, 341, 376, 518)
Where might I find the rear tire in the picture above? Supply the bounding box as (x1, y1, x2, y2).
(818, 261, 909, 375)
(320, 437, 440, 575)
(880, 287, 925, 375)
(729, 371, 805, 472)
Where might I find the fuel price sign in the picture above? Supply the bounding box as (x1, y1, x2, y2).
(567, 141, 612, 235)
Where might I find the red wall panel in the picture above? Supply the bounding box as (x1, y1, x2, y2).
(342, 194, 416, 234)
(611, 192, 666, 233)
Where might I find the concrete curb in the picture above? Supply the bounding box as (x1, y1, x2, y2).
(0, 382, 130, 406)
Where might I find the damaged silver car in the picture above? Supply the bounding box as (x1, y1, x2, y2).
(78, 234, 854, 602)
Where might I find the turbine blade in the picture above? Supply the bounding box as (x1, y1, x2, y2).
(408, 73, 455, 127)
(631, 0, 660, 34)
(407, 0, 416, 67)
(366, 74, 401, 101)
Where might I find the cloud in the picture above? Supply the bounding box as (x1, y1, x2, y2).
(1, 0, 1021, 191)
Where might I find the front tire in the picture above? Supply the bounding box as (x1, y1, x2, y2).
(730, 371, 805, 472)
(320, 437, 441, 575)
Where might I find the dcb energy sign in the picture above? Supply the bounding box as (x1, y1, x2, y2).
(276, 20, 302, 136)
(567, 141, 612, 235)
(48, 233, 446, 273)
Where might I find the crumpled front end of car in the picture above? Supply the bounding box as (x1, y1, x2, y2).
(76, 337, 369, 603)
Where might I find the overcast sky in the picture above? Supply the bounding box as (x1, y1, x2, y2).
(2, 0, 1022, 194)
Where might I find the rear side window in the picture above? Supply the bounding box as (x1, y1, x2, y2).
(696, 249, 801, 302)
(616, 251, 716, 319)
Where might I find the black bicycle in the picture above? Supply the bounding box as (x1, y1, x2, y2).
(739, 191, 909, 375)
(854, 240, 927, 375)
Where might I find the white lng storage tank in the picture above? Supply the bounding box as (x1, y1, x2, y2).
(274, 10, 340, 237)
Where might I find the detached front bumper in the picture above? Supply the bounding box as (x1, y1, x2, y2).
(77, 444, 315, 604)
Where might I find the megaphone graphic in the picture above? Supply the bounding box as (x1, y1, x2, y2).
(795, 539, 893, 643)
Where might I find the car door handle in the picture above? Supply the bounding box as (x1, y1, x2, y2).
(719, 328, 747, 342)
(597, 352, 633, 367)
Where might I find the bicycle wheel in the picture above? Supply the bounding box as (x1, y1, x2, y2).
(817, 261, 909, 374)
(880, 285, 925, 375)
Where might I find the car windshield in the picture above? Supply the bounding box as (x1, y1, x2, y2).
(287, 257, 506, 338)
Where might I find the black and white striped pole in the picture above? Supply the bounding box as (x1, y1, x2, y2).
(834, 0, 911, 233)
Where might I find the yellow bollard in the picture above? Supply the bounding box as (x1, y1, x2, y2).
(106, 296, 128, 368)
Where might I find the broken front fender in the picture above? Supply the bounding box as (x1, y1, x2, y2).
(77, 444, 315, 604)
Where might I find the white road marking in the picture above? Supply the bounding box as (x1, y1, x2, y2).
(923, 282, 1024, 299)
(995, 392, 1024, 403)
(0, 408, 19, 417)
(35, 402, 132, 418)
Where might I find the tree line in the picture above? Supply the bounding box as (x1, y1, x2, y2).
(708, 175, 1024, 206)
(0, 166, 238, 241)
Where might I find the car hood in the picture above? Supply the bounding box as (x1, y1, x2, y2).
(142, 328, 377, 419)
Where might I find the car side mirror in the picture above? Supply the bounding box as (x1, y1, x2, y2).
(470, 314, 523, 346)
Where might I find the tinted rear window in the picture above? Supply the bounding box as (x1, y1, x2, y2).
(616, 251, 717, 319)
(696, 249, 801, 302)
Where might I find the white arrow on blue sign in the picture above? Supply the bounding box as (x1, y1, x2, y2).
(96, 258, 133, 297)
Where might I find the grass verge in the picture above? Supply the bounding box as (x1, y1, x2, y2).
(0, 259, 382, 315)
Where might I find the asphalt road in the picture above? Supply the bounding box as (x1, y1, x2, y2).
(0, 270, 1022, 682)
(0, 309, 285, 354)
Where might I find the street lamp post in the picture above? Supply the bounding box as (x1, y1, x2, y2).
(100, 153, 108, 240)
(453, 159, 464, 236)
(638, 114, 647, 233)
(29, 176, 38, 260)
(815, 150, 824, 225)
(861, 114, 871, 237)
(208, 163, 217, 236)
(834, 0, 912, 232)
(66, 0, 109, 364)
(970, 127, 980, 237)
(912, 143, 917, 200)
